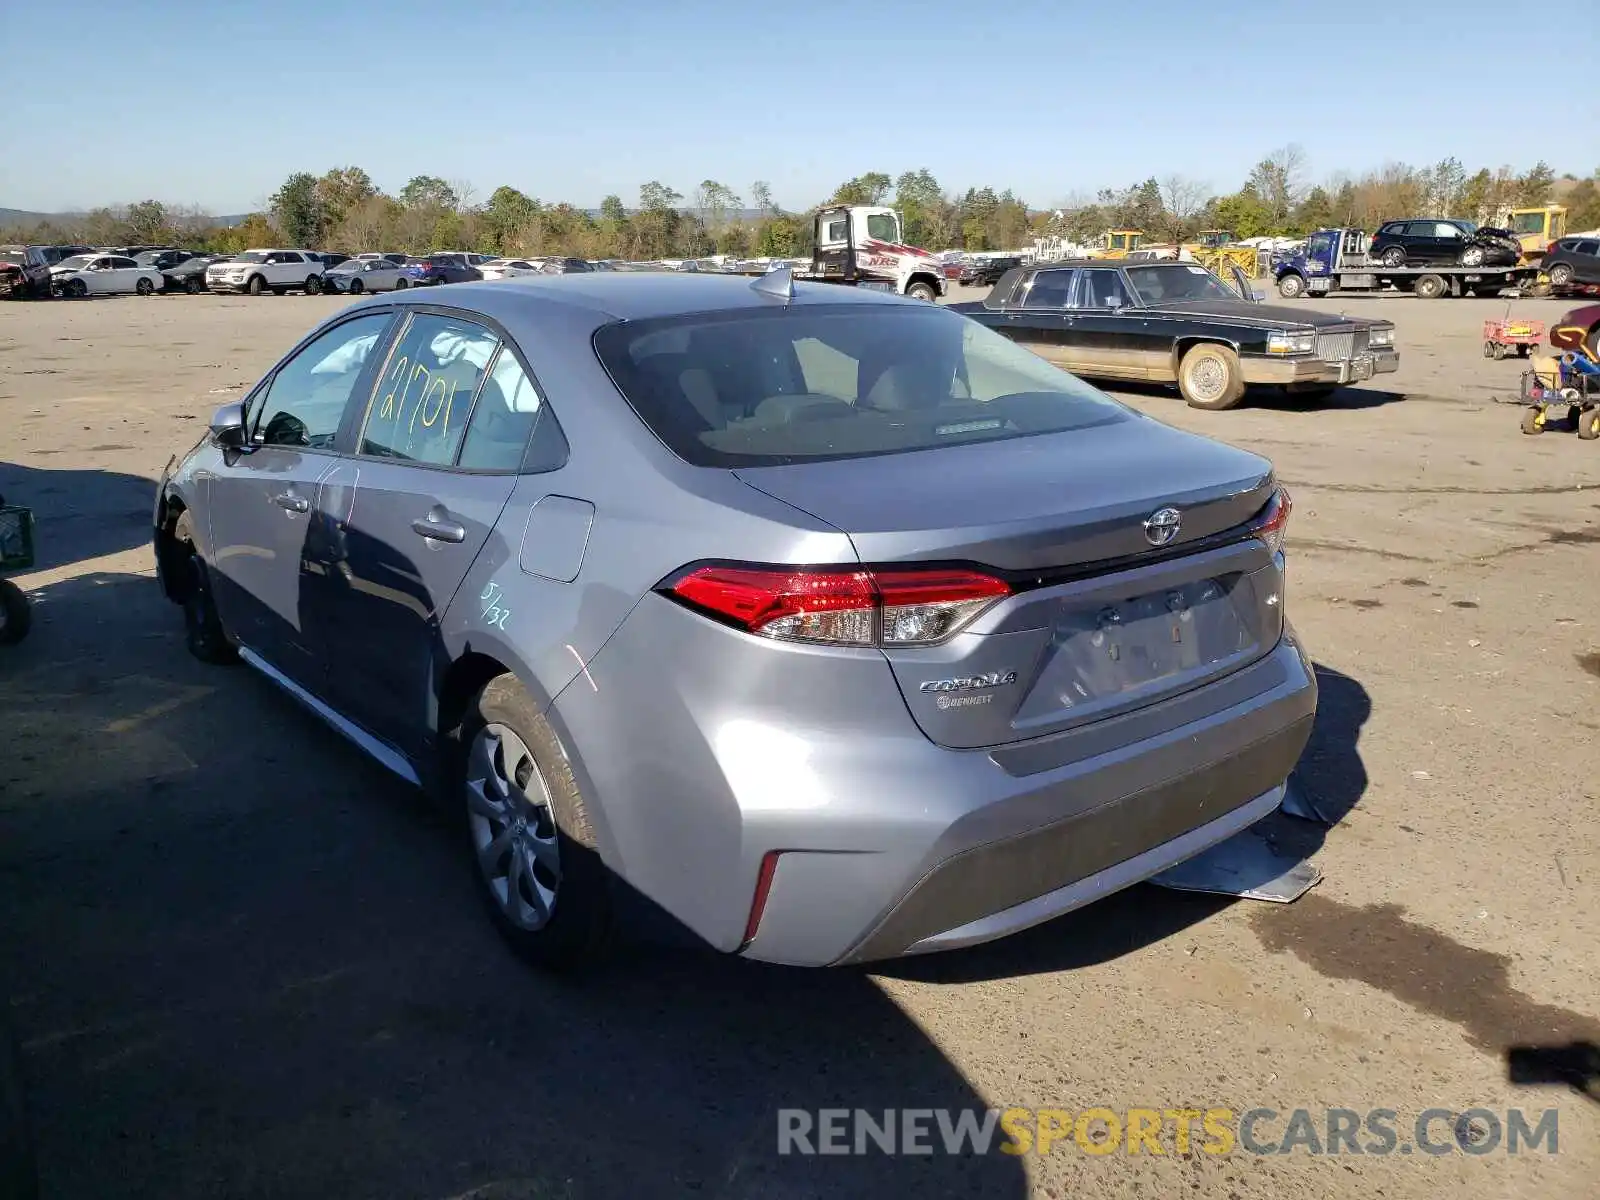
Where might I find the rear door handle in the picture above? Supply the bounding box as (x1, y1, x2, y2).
(412, 515, 466, 543)
(272, 491, 309, 513)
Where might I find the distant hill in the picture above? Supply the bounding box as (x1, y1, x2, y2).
(0, 207, 249, 229)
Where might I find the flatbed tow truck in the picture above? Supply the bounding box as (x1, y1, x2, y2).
(1272, 227, 1539, 300)
(730, 205, 946, 300)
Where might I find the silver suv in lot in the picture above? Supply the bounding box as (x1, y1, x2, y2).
(154, 274, 1316, 970)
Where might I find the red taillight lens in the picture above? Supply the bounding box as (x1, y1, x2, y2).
(666, 565, 1009, 647)
(741, 850, 783, 948)
(1251, 487, 1292, 555)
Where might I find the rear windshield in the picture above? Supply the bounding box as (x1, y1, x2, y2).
(592, 304, 1129, 468)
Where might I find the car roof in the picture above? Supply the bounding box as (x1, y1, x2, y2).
(356, 271, 929, 324)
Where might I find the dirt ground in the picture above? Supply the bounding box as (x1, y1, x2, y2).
(1, 286, 1597, 1200)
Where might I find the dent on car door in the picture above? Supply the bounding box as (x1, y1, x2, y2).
(205, 311, 397, 690)
(310, 311, 535, 754)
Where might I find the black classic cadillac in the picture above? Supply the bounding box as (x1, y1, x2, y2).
(949, 259, 1398, 410)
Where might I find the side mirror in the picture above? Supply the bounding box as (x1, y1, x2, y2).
(209, 401, 247, 448)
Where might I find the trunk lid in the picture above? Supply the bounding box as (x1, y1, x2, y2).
(735, 419, 1283, 749)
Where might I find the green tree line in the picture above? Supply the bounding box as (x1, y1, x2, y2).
(5, 152, 1597, 258)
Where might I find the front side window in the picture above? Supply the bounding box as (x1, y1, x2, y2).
(360, 313, 498, 464)
(592, 304, 1128, 468)
(252, 313, 393, 448)
(1435, 222, 1465, 239)
(865, 213, 900, 242)
(1124, 264, 1237, 304)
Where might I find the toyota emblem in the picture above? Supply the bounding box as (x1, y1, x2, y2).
(1143, 507, 1182, 547)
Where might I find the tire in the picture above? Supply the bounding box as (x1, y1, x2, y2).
(394, 277, 408, 290)
(0, 579, 31, 645)
(459, 675, 612, 971)
(184, 276, 202, 294)
(1547, 263, 1574, 288)
(1580, 408, 1600, 441)
(66, 279, 87, 299)
(1380, 246, 1407, 268)
(171, 513, 236, 664)
(1277, 273, 1306, 299)
(905, 280, 938, 302)
(1414, 274, 1446, 299)
(1460, 246, 1485, 267)
(246, 274, 265, 296)
(347, 278, 363, 294)
(1521, 408, 1545, 435)
(135, 276, 154, 296)
(1483, 341, 1497, 359)
(1177, 343, 1246, 411)
(303, 275, 322, 295)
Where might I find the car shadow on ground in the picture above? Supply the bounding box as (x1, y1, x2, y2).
(0, 462, 161, 571)
(1108, 381, 1407, 413)
(878, 662, 1371, 986)
(0, 570, 1029, 1200)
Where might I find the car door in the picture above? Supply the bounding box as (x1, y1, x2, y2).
(1002, 268, 1077, 368)
(1573, 240, 1600, 283)
(1067, 267, 1149, 380)
(1430, 222, 1467, 264)
(83, 256, 115, 294)
(205, 311, 397, 691)
(106, 255, 141, 292)
(309, 309, 528, 752)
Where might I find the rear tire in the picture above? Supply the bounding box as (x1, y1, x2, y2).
(458, 675, 613, 972)
(1414, 273, 1446, 299)
(1547, 263, 1575, 288)
(1579, 408, 1600, 441)
(172, 513, 236, 664)
(1521, 408, 1545, 435)
(303, 275, 322, 295)
(247, 274, 265, 296)
(1277, 273, 1306, 299)
(0, 579, 31, 645)
(1177, 343, 1246, 411)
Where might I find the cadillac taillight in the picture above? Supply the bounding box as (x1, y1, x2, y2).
(664, 565, 1010, 647)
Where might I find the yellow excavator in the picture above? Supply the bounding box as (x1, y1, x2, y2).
(1504, 205, 1567, 266)
(1182, 229, 1261, 278)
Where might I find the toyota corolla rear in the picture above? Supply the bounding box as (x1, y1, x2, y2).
(549, 294, 1317, 967)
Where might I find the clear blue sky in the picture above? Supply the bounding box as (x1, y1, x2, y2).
(2, 0, 1596, 214)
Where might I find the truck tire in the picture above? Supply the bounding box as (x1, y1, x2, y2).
(0, 579, 31, 645)
(1277, 273, 1306, 299)
(1414, 274, 1446, 299)
(906, 280, 938, 302)
(246, 274, 265, 295)
(1177, 343, 1246, 411)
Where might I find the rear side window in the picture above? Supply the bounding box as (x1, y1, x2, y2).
(1021, 269, 1075, 308)
(360, 313, 497, 464)
(1576, 240, 1600, 256)
(592, 304, 1128, 468)
(457, 348, 546, 471)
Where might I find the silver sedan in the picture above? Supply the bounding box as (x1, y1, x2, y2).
(324, 259, 411, 294)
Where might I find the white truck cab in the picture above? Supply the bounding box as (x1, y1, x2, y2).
(808, 205, 946, 300)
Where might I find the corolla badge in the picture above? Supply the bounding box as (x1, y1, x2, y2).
(1143, 506, 1182, 547)
(919, 671, 1017, 694)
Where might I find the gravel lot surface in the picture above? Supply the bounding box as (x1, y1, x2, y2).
(2, 285, 1596, 1199)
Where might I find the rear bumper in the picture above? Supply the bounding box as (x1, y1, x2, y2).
(1242, 347, 1399, 386)
(556, 593, 1319, 968)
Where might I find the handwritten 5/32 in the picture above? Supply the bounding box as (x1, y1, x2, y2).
(480, 581, 511, 631)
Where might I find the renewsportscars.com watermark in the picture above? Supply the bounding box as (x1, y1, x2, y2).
(777, 1107, 1561, 1157)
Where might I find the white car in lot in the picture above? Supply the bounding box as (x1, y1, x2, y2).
(49, 253, 165, 298)
(478, 257, 546, 280)
(205, 249, 325, 296)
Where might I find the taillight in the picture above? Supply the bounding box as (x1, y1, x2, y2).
(665, 564, 1010, 647)
(1250, 487, 1292, 555)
